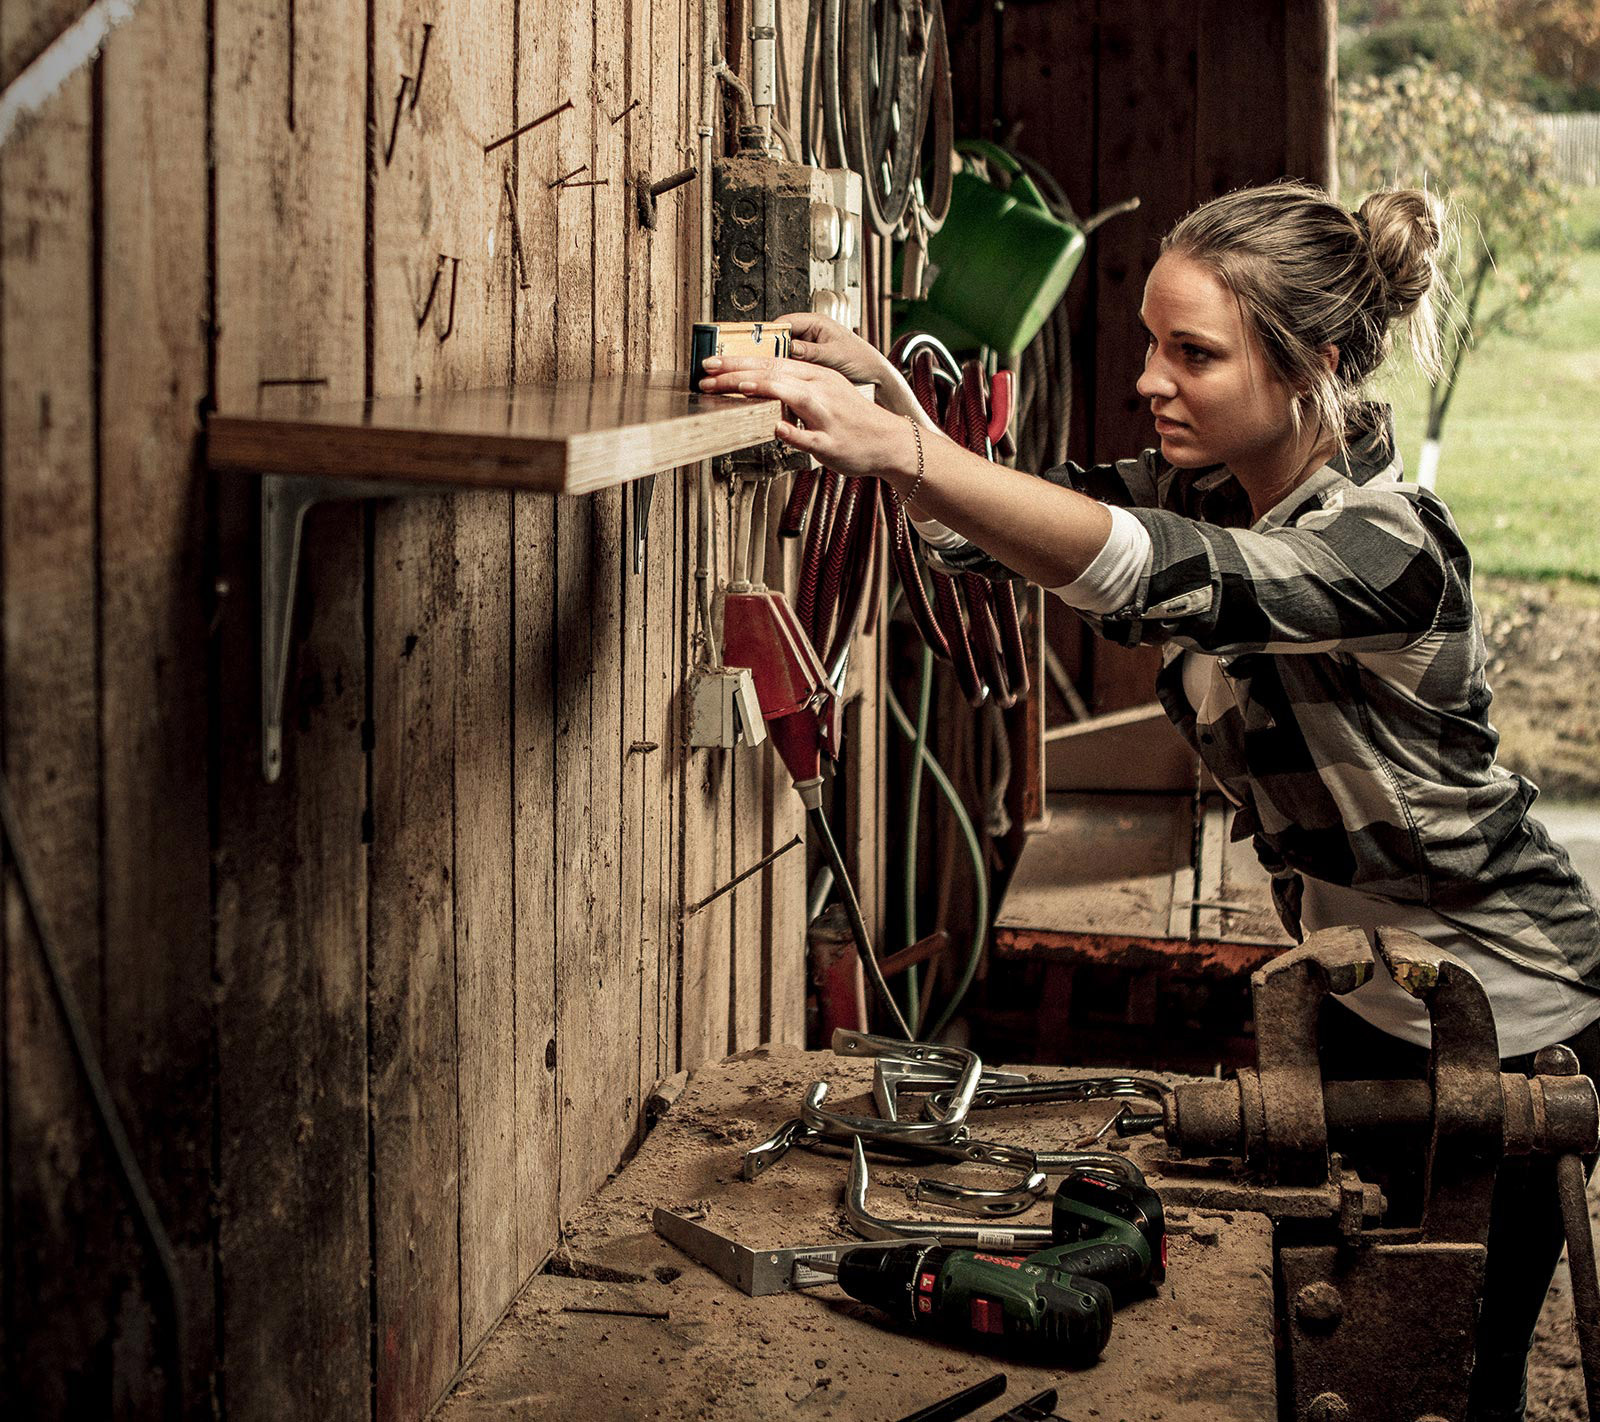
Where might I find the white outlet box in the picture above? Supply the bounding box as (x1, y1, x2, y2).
(689, 668, 767, 750)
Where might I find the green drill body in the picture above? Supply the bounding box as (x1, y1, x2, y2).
(828, 1168, 1167, 1363)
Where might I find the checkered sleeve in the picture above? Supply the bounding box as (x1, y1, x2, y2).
(926, 449, 1166, 579)
(1094, 486, 1449, 655)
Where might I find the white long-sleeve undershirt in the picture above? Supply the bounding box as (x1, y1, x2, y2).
(910, 502, 1152, 615)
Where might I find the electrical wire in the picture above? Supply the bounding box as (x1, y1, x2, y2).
(807, 803, 913, 1040)
(901, 641, 934, 1035)
(0, 778, 187, 1420)
(885, 669, 990, 1040)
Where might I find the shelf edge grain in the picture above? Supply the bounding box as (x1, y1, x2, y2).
(205, 385, 783, 494)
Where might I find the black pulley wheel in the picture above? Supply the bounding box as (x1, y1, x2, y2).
(843, 0, 926, 236)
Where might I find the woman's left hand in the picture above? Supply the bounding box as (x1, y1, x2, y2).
(698, 355, 915, 483)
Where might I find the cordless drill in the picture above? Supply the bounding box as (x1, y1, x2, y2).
(812, 1168, 1165, 1363)
(1042, 1167, 1167, 1302)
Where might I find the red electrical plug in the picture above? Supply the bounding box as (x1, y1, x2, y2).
(719, 587, 837, 808)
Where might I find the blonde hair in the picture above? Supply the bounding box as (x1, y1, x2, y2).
(1162, 180, 1446, 454)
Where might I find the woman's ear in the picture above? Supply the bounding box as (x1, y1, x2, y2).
(1294, 345, 1340, 402)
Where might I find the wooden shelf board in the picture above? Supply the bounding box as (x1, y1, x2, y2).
(206, 374, 781, 494)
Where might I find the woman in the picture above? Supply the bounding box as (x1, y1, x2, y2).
(699, 180, 1600, 1421)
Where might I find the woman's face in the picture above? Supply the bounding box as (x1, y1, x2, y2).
(1136, 251, 1298, 471)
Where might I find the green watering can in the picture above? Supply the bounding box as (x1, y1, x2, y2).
(897, 139, 1086, 360)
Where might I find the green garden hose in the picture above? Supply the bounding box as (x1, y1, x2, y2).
(902, 641, 935, 1034)
(886, 667, 990, 1041)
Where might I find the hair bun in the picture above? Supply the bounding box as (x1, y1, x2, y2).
(1356, 189, 1444, 321)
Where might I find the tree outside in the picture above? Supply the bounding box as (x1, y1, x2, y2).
(1341, 0, 1600, 111)
(1341, 63, 1574, 487)
(1338, 11, 1600, 835)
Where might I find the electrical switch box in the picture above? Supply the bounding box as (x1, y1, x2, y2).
(712, 157, 863, 335)
(689, 667, 768, 750)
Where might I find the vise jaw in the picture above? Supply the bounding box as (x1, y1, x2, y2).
(1165, 925, 1599, 1422)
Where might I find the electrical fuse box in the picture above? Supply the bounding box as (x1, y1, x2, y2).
(712, 157, 863, 335)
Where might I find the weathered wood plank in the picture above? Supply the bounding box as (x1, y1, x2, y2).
(1195, 0, 1286, 201)
(570, 0, 637, 1186)
(759, 0, 817, 1036)
(210, 0, 371, 1413)
(206, 379, 781, 492)
(996, 0, 1096, 470)
(623, 0, 674, 1115)
(1195, 797, 1296, 951)
(369, 485, 458, 1421)
(1284, 0, 1337, 188)
(0, 64, 108, 1418)
(762, 479, 808, 1044)
(1045, 703, 1198, 793)
(454, 492, 517, 1355)
(841, 653, 885, 1009)
(678, 477, 734, 1067)
(1086, 1, 1197, 715)
(510, 0, 563, 1280)
(368, 0, 514, 1405)
(1093, 0, 1198, 462)
(677, 0, 729, 1074)
(98, 0, 215, 1410)
(994, 793, 1194, 946)
(438, 0, 518, 1358)
(731, 500, 765, 1051)
(655, 0, 694, 1080)
(552, 0, 607, 1218)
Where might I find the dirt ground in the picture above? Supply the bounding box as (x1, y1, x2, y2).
(1483, 575, 1600, 1418)
(1478, 577, 1600, 800)
(1526, 1176, 1599, 1422)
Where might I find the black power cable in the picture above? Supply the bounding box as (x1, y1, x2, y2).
(0, 779, 186, 1420)
(806, 803, 913, 1040)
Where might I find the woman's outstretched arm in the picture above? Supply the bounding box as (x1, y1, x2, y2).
(698, 353, 1113, 588)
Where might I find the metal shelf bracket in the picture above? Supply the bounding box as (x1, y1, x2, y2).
(260, 474, 416, 783)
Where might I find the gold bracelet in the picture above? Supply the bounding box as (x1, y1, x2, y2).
(897, 416, 925, 507)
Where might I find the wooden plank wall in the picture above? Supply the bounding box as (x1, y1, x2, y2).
(947, 0, 1335, 714)
(0, 1, 816, 1418)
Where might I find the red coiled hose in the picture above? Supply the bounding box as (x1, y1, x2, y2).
(825, 479, 881, 671)
(882, 477, 950, 658)
(813, 474, 861, 651)
(797, 466, 839, 636)
(884, 337, 1032, 709)
(780, 462, 821, 539)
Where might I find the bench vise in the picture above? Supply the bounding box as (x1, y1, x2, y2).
(1153, 925, 1599, 1422)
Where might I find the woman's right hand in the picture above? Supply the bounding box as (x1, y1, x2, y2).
(779, 311, 894, 387)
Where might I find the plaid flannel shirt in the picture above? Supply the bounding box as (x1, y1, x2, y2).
(940, 406, 1600, 991)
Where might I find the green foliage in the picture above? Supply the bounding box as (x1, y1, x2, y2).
(1340, 0, 1600, 111)
(1340, 0, 1510, 92)
(1470, 0, 1600, 112)
(1376, 187, 1600, 581)
(1341, 64, 1576, 444)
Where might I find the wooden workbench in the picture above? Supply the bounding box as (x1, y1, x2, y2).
(438, 1047, 1277, 1421)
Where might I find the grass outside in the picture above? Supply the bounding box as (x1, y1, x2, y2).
(1366, 186, 1600, 795)
(1373, 185, 1600, 582)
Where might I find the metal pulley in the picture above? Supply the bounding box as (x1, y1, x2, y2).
(802, 0, 950, 240)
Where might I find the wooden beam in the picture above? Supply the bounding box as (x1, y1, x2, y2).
(1, 60, 108, 1417)
(1284, 0, 1338, 190)
(211, 0, 371, 1412)
(99, 0, 214, 1409)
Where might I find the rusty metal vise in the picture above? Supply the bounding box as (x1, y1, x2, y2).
(1156, 925, 1599, 1422)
